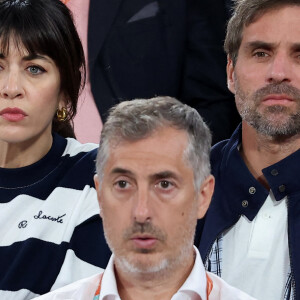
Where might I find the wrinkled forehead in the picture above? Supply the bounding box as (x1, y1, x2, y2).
(105, 128, 191, 173)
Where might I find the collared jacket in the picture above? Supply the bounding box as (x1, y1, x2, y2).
(195, 124, 300, 300)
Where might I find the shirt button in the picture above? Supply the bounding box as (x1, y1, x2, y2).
(242, 200, 248, 208)
(278, 185, 286, 193)
(271, 169, 279, 176)
(249, 187, 256, 194)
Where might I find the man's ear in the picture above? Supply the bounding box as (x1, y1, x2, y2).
(197, 175, 215, 219)
(227, 55, 236, 94)
(94, 174, 103, 218)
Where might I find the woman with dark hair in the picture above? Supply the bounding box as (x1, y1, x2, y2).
(0, 0, 110, 299)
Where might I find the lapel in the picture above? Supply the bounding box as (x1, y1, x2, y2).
(88, 0, 123, 65)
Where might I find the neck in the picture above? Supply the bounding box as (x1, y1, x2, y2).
(115, 250, 195, 300)
(0, 131, 53, 168)
(240, 121, 300, 188)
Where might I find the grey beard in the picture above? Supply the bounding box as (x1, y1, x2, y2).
(236, 82, 300, 138)
(241, 105, 300, 137)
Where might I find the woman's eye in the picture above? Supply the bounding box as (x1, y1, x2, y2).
(27, 66, 44, 75)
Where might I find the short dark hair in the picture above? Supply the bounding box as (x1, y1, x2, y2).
(225, 0, 300, 65)
(0, 0, 86, 137)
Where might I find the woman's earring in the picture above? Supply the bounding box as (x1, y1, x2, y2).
(56, 107, 67, 121)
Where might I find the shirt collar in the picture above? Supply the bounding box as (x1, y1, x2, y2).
(100, 247, 207, 300)
(172, 246, 207, 300)
(262, 148, 300, 201)
(212, 123, 300, 221)
(100, 255, 120, 300)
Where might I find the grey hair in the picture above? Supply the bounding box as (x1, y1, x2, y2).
(96, 96, 212, 192)
(225, 0, 300, 65)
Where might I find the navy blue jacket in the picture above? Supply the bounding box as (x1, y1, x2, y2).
(196, 124, 300, 299)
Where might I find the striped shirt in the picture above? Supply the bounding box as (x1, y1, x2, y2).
(0, 133, 111, 299)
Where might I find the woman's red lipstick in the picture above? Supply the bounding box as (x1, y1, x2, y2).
(0, 107, 27, 122)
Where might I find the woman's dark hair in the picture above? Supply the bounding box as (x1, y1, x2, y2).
(0, 0, 86, 138)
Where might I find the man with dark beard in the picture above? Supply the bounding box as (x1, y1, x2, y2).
(36, 97, 255, 300)
(196, 1, 300, 300)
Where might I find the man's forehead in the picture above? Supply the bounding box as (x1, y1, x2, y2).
(242, 4, 300, 32)
(238, 5, 300, 54)
(106, 149, 186, 174)
(109, 126, 189, 154)
(109, 166, 182, 181)
(103, 128, 191, 177)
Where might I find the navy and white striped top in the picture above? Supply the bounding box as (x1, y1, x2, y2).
(0, 133, 111, 299)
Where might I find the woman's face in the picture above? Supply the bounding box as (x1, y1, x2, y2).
(0, 41, 64, 144)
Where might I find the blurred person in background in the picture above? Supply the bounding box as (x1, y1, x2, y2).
(70, 0, 239, 145)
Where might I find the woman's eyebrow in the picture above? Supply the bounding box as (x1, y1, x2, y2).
(23, 53, 51, 62)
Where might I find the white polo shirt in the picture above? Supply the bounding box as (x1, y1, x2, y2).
(222, 191, 290, 300)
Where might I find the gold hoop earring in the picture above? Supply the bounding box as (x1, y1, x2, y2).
(56, 107, 67, 122)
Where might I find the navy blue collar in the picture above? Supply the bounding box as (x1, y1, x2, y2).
(0, 133, 67, 189)
(211, 124, 300, 221)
